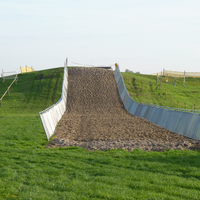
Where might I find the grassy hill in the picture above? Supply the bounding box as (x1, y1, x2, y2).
(0, 67, 200, 199)
(0, 67, 64, 114)
(122, 72, 200, 111)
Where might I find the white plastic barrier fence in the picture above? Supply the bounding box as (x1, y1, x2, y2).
(1, 70, 18, 83)
(114, 65, 200, 141)
(151, 69, 200, 77)
(163, 69, 200, 78)
(39, 58, 68, 140)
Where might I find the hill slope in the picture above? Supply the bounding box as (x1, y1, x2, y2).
(122, 72, 200, 111)
(49, 67, 200, 151)
(0, 67, 64, 114)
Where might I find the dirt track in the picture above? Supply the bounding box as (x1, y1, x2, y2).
(48, 67, 200, 151)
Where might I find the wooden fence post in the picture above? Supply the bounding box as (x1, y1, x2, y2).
(183, 71, 186, 86)
(156, 74, 159, 84)
(15, 74, 18, 85)
(174, 79, 177, 87)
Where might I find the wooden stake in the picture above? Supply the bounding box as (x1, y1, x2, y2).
(183, 71, 186, 85)
(156, 73, 158, 84)
(174, 79, 177, 87)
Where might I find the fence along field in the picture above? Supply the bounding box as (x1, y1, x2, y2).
(151, 68, 200, 77)
(118, 66, 200, 141)
(158, 69, 200, 111)
(39, 58, 68, 140)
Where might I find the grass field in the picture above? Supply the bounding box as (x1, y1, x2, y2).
(122, 72, 200, 111)
(0, 67, 200, 199)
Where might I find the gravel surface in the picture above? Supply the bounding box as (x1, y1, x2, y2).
(47, 67, 200, 151)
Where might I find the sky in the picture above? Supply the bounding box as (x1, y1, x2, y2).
(1, 0, 200, 74)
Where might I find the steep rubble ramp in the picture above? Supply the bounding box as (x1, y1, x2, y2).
(48, 67, 200, 151)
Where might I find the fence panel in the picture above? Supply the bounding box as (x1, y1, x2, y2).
(118, 77, 125, 95)
(155, 109, 167, 127)
(145, 106, 155, 121)
(140, 105, 148, 118)
(129, 101, 139, 115)
(39, 58, 68, 140)
(114, 65, 200, 141)
(183, 114, 199, 138)
(151, 107, 160, 124)
(154, 108, 163, 125)
(174, 112, 191, 135)
(193, 117, 200, 140)
(125, 95, 133, 111)
(120, 86, 127, 101)
(168, 111, 183, 133)
(123, 93, 131, 110)
(114, 68, 121, 82)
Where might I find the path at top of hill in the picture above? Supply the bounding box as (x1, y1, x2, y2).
(48, 68, 200, 151)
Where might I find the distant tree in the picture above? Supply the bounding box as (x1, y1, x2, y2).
(125, 69, 134, 73)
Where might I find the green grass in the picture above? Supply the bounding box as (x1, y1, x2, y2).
(122, 72, 200, 110)
(1, 148, 200, 199)
(0, 67, 200, 199)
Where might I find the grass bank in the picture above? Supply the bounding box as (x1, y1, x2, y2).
(0, 67, 200, 199)
(122, 72, 200, 111)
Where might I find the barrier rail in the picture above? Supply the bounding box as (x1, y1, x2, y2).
(39, 58, 68, 140)
(114, 65, 200, 141)
(151, 69, 200, 77)
(1, 70, 18, 83)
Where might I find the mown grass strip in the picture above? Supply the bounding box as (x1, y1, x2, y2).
(1, 147, 200, 199)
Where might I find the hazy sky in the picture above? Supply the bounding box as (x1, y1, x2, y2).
(1, 0, 200, 74)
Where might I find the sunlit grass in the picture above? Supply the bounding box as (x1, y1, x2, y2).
(122, 72, 200, 111)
